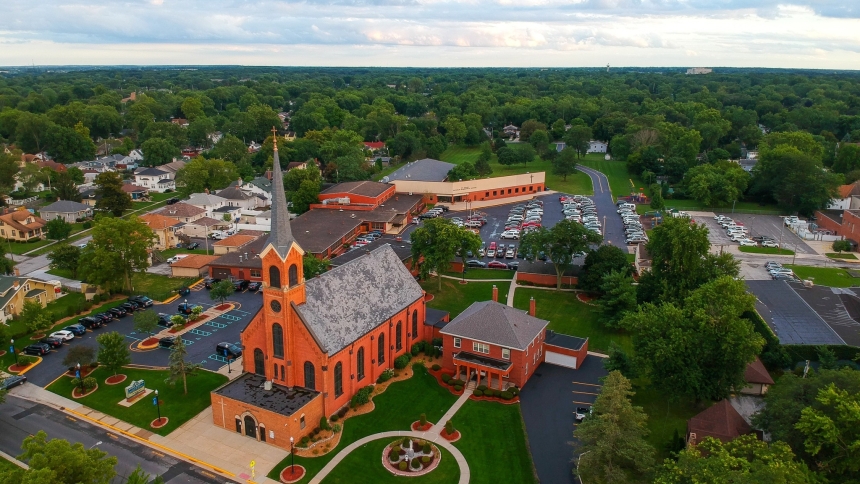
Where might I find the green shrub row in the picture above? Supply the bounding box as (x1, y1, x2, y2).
(349, 385, 374, 409)
(376, 368, 394, 384)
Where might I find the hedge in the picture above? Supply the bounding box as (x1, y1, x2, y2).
(350, 385, 374, 408)
(393, 354, 411, 369)
(783, 345, 860, 363)
(454, 385, 463, 392)
(500, 391, 513, 400)
(431, 364, 441, 371)
(473, 389, 483, 397)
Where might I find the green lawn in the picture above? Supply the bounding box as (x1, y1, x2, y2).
(132, 273, 196, 301)
(443, 269, 514, 280)
(451, 400, 538, 484)
(512, 288, 633, 354)
(321, 439, 459, 484)
(420, 279, 500, 318)
(267, 364, 458, 483)
(439, 146, 593, 195)
(785, 265, 859, 288)
(826, 252, 858, 260)
(739, 246, 795, 255)
(630, 383, 703, 462)
(578, 157, 646, 199)
(47, 367, 228, 436)
(6, 238, 54, 255)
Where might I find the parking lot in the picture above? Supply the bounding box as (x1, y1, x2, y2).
(693, 213, 815, 254)
(20, 286, 263, 386)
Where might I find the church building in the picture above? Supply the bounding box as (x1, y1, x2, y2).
(210, 134, 431, 450)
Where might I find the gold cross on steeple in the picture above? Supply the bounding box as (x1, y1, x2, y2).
(271, 126, 278, 150)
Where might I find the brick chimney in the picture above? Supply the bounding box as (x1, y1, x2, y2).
(12, 280, 19, 289)
(492, 285, 498, 302)
(529, 297, 535, 316)
(13, 267, 20, 276)
(204, 188, 209, 195)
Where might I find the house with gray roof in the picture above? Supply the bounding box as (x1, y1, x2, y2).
(384, 158, 455, 182)
(39, 200, 92, 223)
(134, 167, 174, 193)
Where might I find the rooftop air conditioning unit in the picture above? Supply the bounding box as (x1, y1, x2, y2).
(263, 380, 273, 391)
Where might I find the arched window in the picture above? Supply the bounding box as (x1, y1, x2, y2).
(304, 361, 315, 390)
(272, 323, 284, 359)
(280, 365, 285, 381)
(357, 347, 365, 381)
(412, 311, 418, 338)
(396, 322, 402, 351)
(378, 333, 385, 364)
(289, 264, 298, 287)
(269, 266, 281, 288)
(244, 415, 257, 438)
(253, 349, 265, 375)
(334, 362, 343, 397)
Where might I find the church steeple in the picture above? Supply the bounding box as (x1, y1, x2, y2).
(266, 127, 296, 258)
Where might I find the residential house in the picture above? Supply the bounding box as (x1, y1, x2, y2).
(39, 200, 92, 223)
(155, 203, 206, 224)
(82, 169, 99, 184)
(208, 132, 224, 145)
(241, 177, 272, 202)
(587, 140, 608, 153)
(739, 357, 775, 396)
(134, 168, 175, 193)
(170, 118, 189, 127)
(502, 124, 519, 138)
(828, 181, 860, 210)
(286, 161, 308, 171)
(213, 233, 262, 255)
(186, 192, 228, 217)
(180, 216, 228, 238)
(156, 160, 186, 179)
(217, 184, 262, 210)
(0, 208, 46, 241)
(248, 141, 262, 153)
(687, 399, 751, 446)
(122, 184, 150, 200)
(213, 205, 242, 224)
(0, 276, 60, 323)
(140, 213, 182, 250)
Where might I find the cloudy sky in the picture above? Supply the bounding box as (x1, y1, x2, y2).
(1, 0, 859, 68)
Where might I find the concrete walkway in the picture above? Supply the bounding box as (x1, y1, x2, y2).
(430, 389, 472, 433)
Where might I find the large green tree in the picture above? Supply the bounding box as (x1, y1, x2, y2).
(174, 157, 238, 197)
(0, 431, 117, 484)
(78, 216, 155, 292)
(564, 125, 592, 158)
(553, 147, 578, 181)
(93, 171, 132, 216)
(520, 220, 602, 289)
(574, 371, 655, 484)
(44, 123, 96, 163)
(411, 218, 481, 291)
(140, 137, 180, 167)
(47, 244, 81, 278)
(96, 331, 130, 376)
(683, 161, 749, 207)
(51, 171, 81, 202)
(623, 276, 764, 402)
(596, 270, 637, 329)
(579, 245, 630, 293)
(795, 383, 860, 480)
(45, 218, 72, 240)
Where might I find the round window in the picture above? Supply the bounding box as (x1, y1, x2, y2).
(270, 300, 282, 313)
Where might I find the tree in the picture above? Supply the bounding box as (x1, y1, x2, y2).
(124, 465, 164, 484)
(603, 342, 636, 379)
(45, 218, 72, 240)
(832, 239, 852, 254)
(77, 216, 155, 292)
(574, 371, 655, 484)
(20, 300, 52, 335)
(447, 162, 478, 181)
(519, 119, 546, 141)
(552, 147, 578, 181)
(514, 143, 536, 166)
(0, 150, 21, 195)
(174, 157, 239, 197)
(474, 142, 493, 176)
(649, 184, 665, 210)
(833, 144, 860, 174)
(693, 108, 732, 151)
(623, 276, 764, 402)
(683, 162, 749, 207)
(6, 431, 117, 484)
(411, 218, 481, 291)
(209, 133, 249, 164)
(51, 172, 81, 202)
(551, 118, 567, 140)
(209, 280, 234, 305)
(93, 171, 132, 216)
(529, 129, 550, 156)
(303, 254, 329, 279)
(564, 125, 592, 159)
(47, 244, 81, 278)
(140, 138, 180, 167)
(66, 167, 85, 184)
(597, 270, 637, 328)
(165, 336, 201, 395)
(96, 331, 130, 376)
(44, 124, 96, 164)
(19, 163, 46, 192)
(520, 220, 602, 289)
(180, 97, 205, 122)
(292, 179, 322, 214)
(655, 435, 814, 484)
(62, 345, 96, 369)
(441, 117, 467, 144)
(637, 217, 739, 304)
(133, 310, 159, 339)
(0, 247, 14, 276)
(495, 146, 518, 166)
(794, 383, 860, 480)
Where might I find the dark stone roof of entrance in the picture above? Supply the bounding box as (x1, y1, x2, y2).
(545, 330, 587, 351)
(440, 300, 549, 351)
(425, 308, 449, 329)
(296, 245, 424, 354)
(453, 351, 513, 371)
(213, 373, 319, 416)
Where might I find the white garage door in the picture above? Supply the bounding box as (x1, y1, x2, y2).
(545, 351, 577, 369)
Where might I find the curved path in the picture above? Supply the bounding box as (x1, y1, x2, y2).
(575, 165, 626, 248)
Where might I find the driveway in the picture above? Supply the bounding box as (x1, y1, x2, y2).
(520, 356, 608, 484)
(575, 165, 626, 248)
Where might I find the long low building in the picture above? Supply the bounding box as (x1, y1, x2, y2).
(391, 172, 546, 205)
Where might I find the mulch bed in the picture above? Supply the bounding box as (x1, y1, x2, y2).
(0, 350, 6, 357)
(424, 294, 434, 302)
(72, 384, 98, 398)
(469, 393, 520, 404)
(8, 363, 35, 374)
(215, 304, 231, 311)
(29, 334, 47, 341)
(105, 374, 128, 385)
(411, 421, 433, 432)
(139, 337, 159, 348)
(576, 293, 597, 305)
(150, 417, 169, 429)
(440, 429, 461, 442)
(279, 465, 306, 483)
(65, 366, 96, 378)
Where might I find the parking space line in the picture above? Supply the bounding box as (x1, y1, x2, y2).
(209, 354, 228, 363)
(572, 391, 599, 396)
(188, 329, 212, 337)
(206, 321, 227, 329)
(571, 381, 602, 387)
(572, 400, 594, 405)
(220, 314, 242, 321)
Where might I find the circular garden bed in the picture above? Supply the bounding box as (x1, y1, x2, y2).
(65, 365, 97, 378)
(72, 384, 98, 398)
(279, 465, 306, 483)
(150, 417, 169, 429)
(410, 420, 433, 432)
(105, 374, 128, 385)
(440, 429, 461, 442)
(383, 438, 441, 477)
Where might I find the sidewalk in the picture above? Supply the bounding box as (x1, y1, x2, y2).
(430, 390, 472, 433)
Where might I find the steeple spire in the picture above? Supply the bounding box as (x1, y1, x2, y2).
(266, 127, 295, 257)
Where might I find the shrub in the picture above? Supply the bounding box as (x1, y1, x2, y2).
(331, 423, 341, 434)
(389, 448, 400, 462)
(431, 364, 441, 371)
(376, 368, 394, 383)
(422, 442, 431, 454)
(83, 301, 93, 311)
(398, 461, 408, 471)
(500, 391, 513, 400)
(312, 427, 320, 436)
(411, 343, 421, 356)
(445, 420, 455, 435)
(441, 373, 451, 383)
(473, 389, 483, 397)
(509, 387, 519, 396)
(432, 337, 442, 347)
(411, 458, 421, 470)
(454, 385, 463, 392)
(330, 414, 339, 422)
(65, 306, 76, 318)
(393, 354, 411, 369)
(421, 456, 431, 464)
(419, 413, 427, 425)
(91, 294, 101, 304)
(16, 354, 36, 366)
(320, 416, 331, 431)
(350, 385, 373, 408)
(338, 407, 348, 418)
(402, 437, 411, 448)
(300, 436, 310, 445)
(82, 221, 92, 229)
(477, 384, 487, 392)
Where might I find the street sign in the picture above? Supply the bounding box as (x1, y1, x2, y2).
(152, 397, 158, 406)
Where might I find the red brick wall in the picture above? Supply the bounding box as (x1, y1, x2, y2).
(421, 184, 546, 204)
(208, 266, 263, 281)
(516, 272, 578, 287)
(440, 331, 546, 389)
(814, 210, 860, 247)
(317, 185, 396, 208)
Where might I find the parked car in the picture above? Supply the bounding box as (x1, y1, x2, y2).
(186, 242, 200, 250)
(108, 307, 128, 318)
(166, 197, 180, 205)
(506, 261, 519, 270)
(466, 260, 486, 268)
(178, 302, 195, 314)
(78, 317, 102, 329)
(1, 375, 26, 390)
(505, 247, 516, 259)
(49, 330, 75, 342)
(157, 313, 174, 328)
(158, 336, 177, 348)
(575, 406, 591, 422)
(93, 313, 114, 324)
(64, 324, 87, 336)
(739, 239, 758, 247)
(487, 260, 508, 269)
(233, 279, 249, 291)
(216, 342, 243, 358)
(124, 300, 142, 311)
(204, 277, 222, 289)
(248, 281, 262, 292)
(761, 240, 780, 248)
(38, 336, 63, 349)
(24, 343, 51, 356)
(501, 230, 520, 240)
(132, 295, 154, 307)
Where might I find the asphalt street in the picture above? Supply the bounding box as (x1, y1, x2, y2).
(575, 165, 627, 248)
(0, 394, 234, 484)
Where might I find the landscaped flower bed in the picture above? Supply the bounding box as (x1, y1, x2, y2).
(105, 374, 128, 385)
(215, 304, 231, 311)
(471, 384, 520, 403)
(383, 438, 440, 476)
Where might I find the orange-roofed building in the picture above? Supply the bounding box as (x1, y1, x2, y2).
(213, 233, 261, 255)
(687, 399, 752, 446)
(739, 356, 775, 396)
(140, 213, 182, 250)
(0, 208, 46, 242)
(170, 255, 220, 278)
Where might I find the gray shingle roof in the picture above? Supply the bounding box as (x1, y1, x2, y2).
(137, 167, 168, 176)
(217, 185, 253, 200)
(250, 177, 272, 192)
(386, 158, 455, 182)
(40, 200, 89, 213)
(440, 301, 549, 350)
(265, 144, 295, 257)
(296, 245, 424, 354)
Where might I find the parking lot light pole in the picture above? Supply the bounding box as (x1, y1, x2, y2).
(154, 389, 161, 423)
(290, 436, 295, 475)
(76, 363, 84, 395)
(8, 339, 13, 365)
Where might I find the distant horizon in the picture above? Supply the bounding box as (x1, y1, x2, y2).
(1, 65, 858, 72)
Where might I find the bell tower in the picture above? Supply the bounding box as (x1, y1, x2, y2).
(259, 127, 306, 385)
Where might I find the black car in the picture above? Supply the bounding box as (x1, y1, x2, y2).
(177, 287, 190, 296)
(78, 317, 102, 329)
(177, 303, 195, 315)
(124, 300, 142, 311)
(40, 337, 64, 349)
(93, 313, 113, 324)
(108, 307, 128, 318)
(187, 242, 200, 250)
(233, 280, 249, 291)
(204, 277, 221, 289)
(1, 375, 27, 390)
(24, 343, 51, 356)
(130, 296, 154, 308)
(158, 336, 177, 348)
(247, 281, 262, 292)
(507, 261, 520, 271)
(466, 260, 486, 268)
(216, 342, 243, 359)
(157, 313, 175, 328)
(166, 197, 179, 205)
(64, 324, 87, 336)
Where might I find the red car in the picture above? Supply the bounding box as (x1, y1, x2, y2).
(487, 261, 508, 269)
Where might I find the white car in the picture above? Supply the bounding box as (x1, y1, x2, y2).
(49, 330, 75, 342)
(739, 239, 758, 247)
(167, 254, 191, 264)
(761, 240, 779, 248)
(501, 230, 520, 240)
